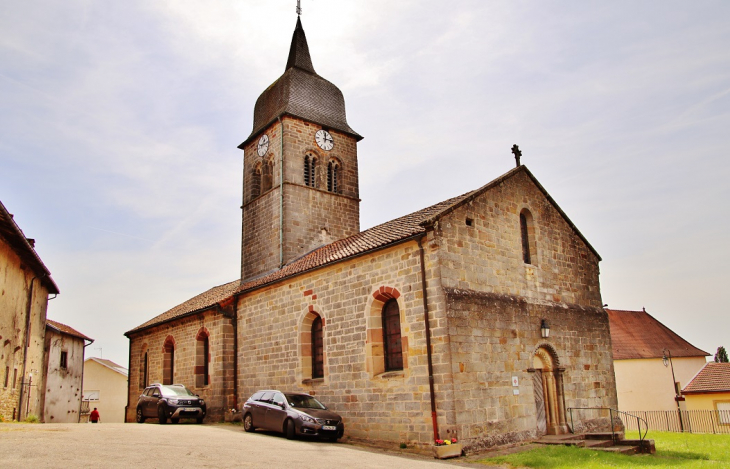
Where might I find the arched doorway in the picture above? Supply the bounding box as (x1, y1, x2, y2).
(531, 346, 568, 435)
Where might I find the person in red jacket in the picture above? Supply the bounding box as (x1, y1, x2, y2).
(90, 408, 100, 423)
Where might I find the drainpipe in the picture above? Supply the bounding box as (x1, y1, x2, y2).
(278, 116, 285, 269)
(418, 236, 439, 441)
(125, 336, 132, 422)
(78, 338, 94, 422)
(17, 275, 40, 420)
(232, 296, 239, 411)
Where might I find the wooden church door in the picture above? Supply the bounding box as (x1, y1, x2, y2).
(533, 370, 547, 435)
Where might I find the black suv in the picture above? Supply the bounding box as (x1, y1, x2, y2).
(242, 390, 344, 441)
(136, 383, 206, 424)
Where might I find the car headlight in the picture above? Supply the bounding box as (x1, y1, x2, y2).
(167, 399, 179, 405)
(300, 414, 316, 424)
(199, 400, 205, 406)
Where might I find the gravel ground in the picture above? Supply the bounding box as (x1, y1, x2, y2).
(0, 422, 492, 469)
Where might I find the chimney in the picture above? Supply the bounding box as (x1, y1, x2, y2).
(26, 238, 35, 248)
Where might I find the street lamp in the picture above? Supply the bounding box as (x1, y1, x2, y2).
(540, 319, 550, 339)
(662, 348, 684, 431)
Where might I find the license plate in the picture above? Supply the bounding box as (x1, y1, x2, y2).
(322, 425, 337, 431)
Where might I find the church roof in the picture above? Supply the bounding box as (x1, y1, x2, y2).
(682, 362, 730, 394)
(606, 308, 709, 360)
(239, 17, 361, 148)
(127, 165, 602, 335)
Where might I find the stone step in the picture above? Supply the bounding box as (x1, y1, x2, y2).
(583, 439, 614, 448)
(538, 439, 586, 447)
(592, 445, 639, 455)
(584, 431, 624, 441)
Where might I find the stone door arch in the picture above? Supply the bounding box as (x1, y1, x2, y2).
(531, 345, 568, 435)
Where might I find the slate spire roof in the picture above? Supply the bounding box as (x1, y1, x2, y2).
(285, 17, 315, 74)
(239, 18, 361, 148)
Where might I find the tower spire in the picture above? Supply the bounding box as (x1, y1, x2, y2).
(285, 17, 316, 73)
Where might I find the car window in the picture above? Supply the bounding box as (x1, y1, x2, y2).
(285, 394, 326, 410)
(160, 386, 195, 397)
(250, 392, 264, 402)
(259, 392, 274, 403)
(152, 388, 161, 398)
(272, 393, 286, 406)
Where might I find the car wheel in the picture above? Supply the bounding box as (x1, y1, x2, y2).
(196, 417, 204, 424)
(135, 407, 145, 424)
(171, 418, 179, 424)
(327, 435, 339, 443)
(158, 406, 168, 425)
(285, 419, 296, 440)
(243, 413, 255, 432)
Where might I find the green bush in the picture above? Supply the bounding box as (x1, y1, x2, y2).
(23, 414, 39, 423)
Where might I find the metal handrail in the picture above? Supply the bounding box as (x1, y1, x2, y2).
(567, 407, 648, 444)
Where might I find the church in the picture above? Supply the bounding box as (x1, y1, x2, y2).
(125, 16, 618, 451)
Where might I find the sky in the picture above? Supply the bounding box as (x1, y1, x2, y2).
(2, 1, 729, 369)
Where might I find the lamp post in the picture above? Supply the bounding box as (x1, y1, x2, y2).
(662, 349, 684, 432)
(540, 319, 550, 339)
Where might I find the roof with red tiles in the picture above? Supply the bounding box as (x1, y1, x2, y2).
(46, 319, 93, 342)
(127, 165, 600, 335)
(682, 362, 730, 394)
(606, 309, 709, 360)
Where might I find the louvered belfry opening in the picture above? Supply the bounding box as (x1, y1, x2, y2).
(304, 154, 317, 188)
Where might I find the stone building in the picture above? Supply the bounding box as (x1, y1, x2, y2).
(126, 17, 618, 450)
(43, 319, 93, 423)
(0, 200, 59, 421)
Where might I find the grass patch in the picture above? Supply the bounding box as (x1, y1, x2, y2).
(475, 432, 730, 468)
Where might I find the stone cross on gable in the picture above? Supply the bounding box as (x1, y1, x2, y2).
(511, 144, 522, 167)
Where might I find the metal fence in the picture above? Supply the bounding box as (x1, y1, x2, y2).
(621, 410, 730, 434)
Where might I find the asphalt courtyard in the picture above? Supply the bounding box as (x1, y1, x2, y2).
(0, 422, 491, 469)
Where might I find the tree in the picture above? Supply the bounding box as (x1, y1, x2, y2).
(715, 346, 728, 363)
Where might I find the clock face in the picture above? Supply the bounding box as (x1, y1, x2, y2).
(257, 134, 269, 157)
(315, 129, 334, 151)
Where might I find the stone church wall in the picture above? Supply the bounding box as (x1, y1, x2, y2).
(125, 309, 236, 422)
(436, 170, 602, 307)
(431, 171, 616, 450)
(236, 239, 456, 446)
(444, 290, 615, 451)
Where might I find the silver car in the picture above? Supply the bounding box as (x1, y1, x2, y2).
(242, 390, 344, 441)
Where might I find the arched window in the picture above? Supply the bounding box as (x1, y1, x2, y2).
(520, 209, 536, 265)
(195, 329, 210, 387)
(327, 161, 340, 193)
(304, 154, 317, 188)
(162, 337, 175, 385)
(262, 158, 273, 193)
(251, 163, 262, 198)
(382, 299, 403, 371)
(311, 316, 324, 379)
(139, 347, 149, 389)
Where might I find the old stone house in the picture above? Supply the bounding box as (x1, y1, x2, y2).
(43, 319, 93, 423)
(125, 17, 618, 450)
(0, 200, 59, 421)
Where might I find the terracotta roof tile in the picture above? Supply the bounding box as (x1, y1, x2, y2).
(606, 309, 708, 360)
(683, 362, 730, 394)
(46, 319, 93, 342)
(126, 280, 241, 335)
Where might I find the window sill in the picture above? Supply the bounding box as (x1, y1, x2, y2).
(375, 370, 405, 380)
(302, 378, 325, 386)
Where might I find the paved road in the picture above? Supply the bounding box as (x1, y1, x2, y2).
(0, 423, 485, 469)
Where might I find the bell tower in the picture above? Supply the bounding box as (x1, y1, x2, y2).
(238, 17, 362, 281)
